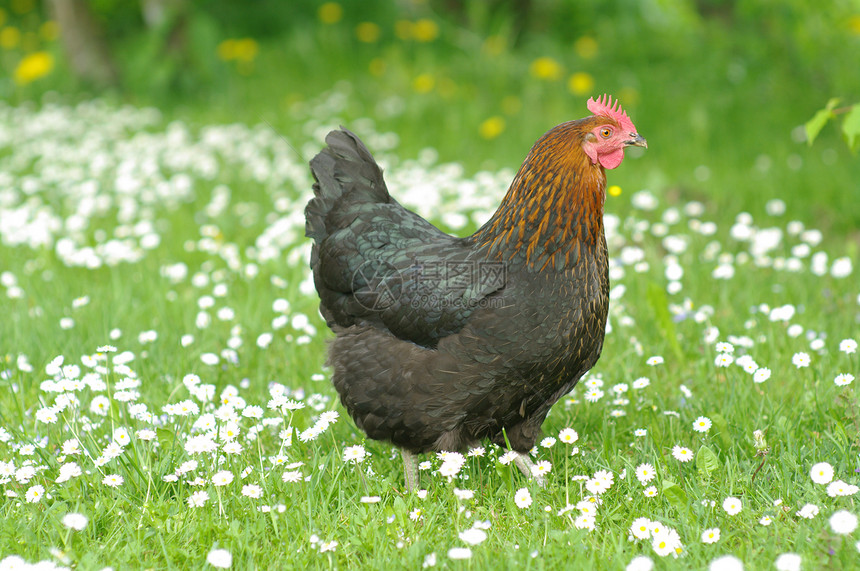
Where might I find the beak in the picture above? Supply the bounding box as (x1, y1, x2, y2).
(625, 133, 648, 148)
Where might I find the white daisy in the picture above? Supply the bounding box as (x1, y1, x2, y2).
(241, 484, 262, 498)
(839, 338, 857, 354)
(693, 416, 712, 433)
(458, 527, 487, 545)
(753, 368, 771, 383)
(62, 513, 88, 531)
(584, 388, 604, 402)
(102, 474, 124, 487)
(25, 485, 44, 503)
(810, 462, 834, 485)
(558, 428, 579, 443)
(796, 503, 819, 519)
(632, 377, 650, 389)
(722, 496, 742, 515)
(206, 548, 232, 569)
(626, 555, 654, 571)
(530, 461, 552, 478)
(791, 352, 810, 368)
(829, 510, 858, 535)
(514, 487, 532, 509)
(672, 446, 694, 462)
(708, 555, 743, 571)
(635, 463, 656, 484)
(188, 490, 209, 508)
(343, 445, 367, 464)
(212, 471, 234, 486)
(701, 527, 720, 544)
(651, 530, 677, 557)
(574, 514, 596, 531)
(447, 547, 471, 560)
(827, 480, 859, 497)
(630, 517, 652, 540)
(774, 553, 801, 571)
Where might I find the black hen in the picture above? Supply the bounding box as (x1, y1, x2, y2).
(305, 96, 646, 489)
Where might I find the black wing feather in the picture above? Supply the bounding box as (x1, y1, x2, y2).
(306, 128, 504, 348)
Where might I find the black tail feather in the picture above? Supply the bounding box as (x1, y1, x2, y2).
(305, 128, 390, 243)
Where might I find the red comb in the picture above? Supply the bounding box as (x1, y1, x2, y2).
(587, 94, 637, 133)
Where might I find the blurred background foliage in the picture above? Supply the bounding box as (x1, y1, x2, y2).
(1, 0, 859, 235)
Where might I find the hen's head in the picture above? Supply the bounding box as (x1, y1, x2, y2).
(581, 94, 647, 170)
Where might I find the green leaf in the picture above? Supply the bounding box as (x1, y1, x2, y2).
(646, 281, 683, 361)
(156, 427, 176, 452)
(711, 413, 732, 451)
(661, 479, 687, 512)
(392, 496, 407, 520)
(696, 445, 721, 482)
(805, 97, 840, 146)
(841, 104, 860, 152)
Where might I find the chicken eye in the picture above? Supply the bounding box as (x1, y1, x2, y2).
(600, 128, 612, 138)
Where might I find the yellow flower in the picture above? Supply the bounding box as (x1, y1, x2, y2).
(608, 185, 622, 197)
(318, 2, 343, 25)
(217, 39, 236, 61)
(482, 35, 505, 56)
(530, 57, 562, 81)
(479, 116, 506, 140)
(232, 38, 258, 62)
(849, 15, 860, 35)
(0, 26, 21, 49)
(395, 20, 413, 40)
(567, 72, 594, 95)
(14, 51, 54, 85)
(39, 20, 59, 42)
(356, 22, 381, 43)
(574, 36, 598, 59)
(217, 38, 258, 62)
(412, 73, 435, 93)
(412, 19, 439, 42)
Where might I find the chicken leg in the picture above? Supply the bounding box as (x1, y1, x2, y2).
(513, 452, 546, 487)
(401, 449, 419, 493)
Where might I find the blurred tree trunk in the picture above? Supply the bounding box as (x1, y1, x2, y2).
(435, 0, 533, 45)
(141, 0, 188, 53)
(142, 0, 176, 27)
(46, 0, 118, 87)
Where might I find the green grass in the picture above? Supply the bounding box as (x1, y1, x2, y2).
(1, 6, 860, 569)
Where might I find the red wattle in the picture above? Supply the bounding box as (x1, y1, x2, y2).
(598, 148, 624, 170)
